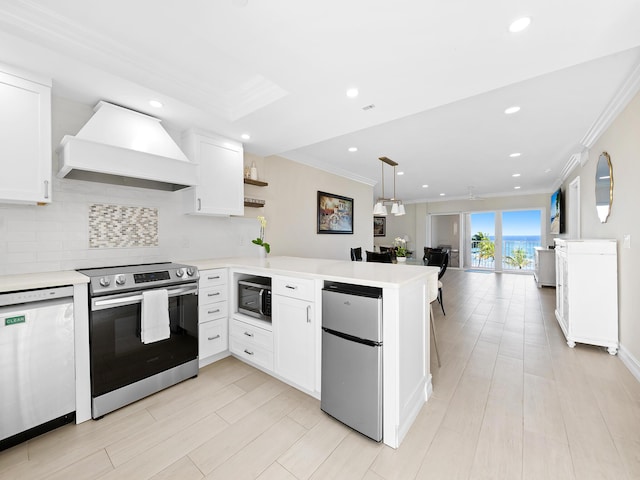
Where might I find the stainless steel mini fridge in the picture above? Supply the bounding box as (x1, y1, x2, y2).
(321, 282, 383, 441)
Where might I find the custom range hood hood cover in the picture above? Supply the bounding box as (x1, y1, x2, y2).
(57, 101, 197, 191)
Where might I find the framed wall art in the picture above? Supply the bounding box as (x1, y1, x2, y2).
(373, 216, 386, 237)
(317, 191, 354, 234)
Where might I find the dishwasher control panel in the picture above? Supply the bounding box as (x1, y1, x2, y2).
(0, 286, 74, 307)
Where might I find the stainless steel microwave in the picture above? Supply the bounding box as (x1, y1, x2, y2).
(238, 277, 272, 321)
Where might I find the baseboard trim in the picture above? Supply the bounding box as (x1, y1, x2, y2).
(618, 344, 640, 384)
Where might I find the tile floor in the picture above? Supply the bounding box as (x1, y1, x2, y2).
(1, 269, 639, 479)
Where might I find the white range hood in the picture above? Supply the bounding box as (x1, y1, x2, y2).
(57, 101, 198, 191)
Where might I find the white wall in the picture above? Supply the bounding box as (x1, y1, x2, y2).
(255, 155, 373, 260)
(562, 91, 640, 368)
(0, 96, 373, 275)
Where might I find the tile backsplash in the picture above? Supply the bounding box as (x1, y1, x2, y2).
(89, 204, 158, 248)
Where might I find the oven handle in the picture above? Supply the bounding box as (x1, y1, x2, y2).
(92, 285, 198, 310)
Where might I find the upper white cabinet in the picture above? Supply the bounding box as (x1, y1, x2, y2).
(0, 64, 52, 204)
(554, 239, 618, 354)
(181, 130, 244, 216)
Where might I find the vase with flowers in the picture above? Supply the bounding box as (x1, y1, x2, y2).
(252, 216, 270, 257)
(393, 237, 408, 262)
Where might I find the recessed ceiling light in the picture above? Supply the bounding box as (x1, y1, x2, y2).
(346, 88, 359, 98)
(348, 147, 358, 152)
(509, 16, 531, 33)
(439, 193, 445, 196)
(241, 133, 251, 140)
(512, 173, 521, 177)
(514, 186, 521, 190)
(504, 105, 521, 115)
(397, 171, 404, 176)
(422, 184, 429, 188)
(149, 100, 163, 108)
(509, 152, 521, 158)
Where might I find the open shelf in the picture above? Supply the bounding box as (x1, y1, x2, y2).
(244, 178, 268, 187)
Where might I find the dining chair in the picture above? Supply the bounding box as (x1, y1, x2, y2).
(366, 251, 393, 263)
(423, 250, 448, 315)
(350, 247, 363, 261)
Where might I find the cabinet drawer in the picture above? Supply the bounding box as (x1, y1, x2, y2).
(273, 275, 315, 301)
(199, 269, 227, 288)
(200, 285, 228, 305)
(199, 301, 228, 323)
(230, 319, 273, 351)
(199, 319, 228, 358)
(230, 337, 273, 371)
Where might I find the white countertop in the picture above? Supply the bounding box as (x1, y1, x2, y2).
(181, 256, 439, 288)
(0, 270, 89, 293)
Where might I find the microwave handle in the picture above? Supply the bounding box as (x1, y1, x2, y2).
(258, 289, 265, 316)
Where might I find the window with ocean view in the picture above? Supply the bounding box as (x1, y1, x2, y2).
(468, 210, 542, 272)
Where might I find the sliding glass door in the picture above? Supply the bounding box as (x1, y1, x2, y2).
(466, 209, 542, 272)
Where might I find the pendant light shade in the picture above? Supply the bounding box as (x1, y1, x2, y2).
(373, 156, 406, 216)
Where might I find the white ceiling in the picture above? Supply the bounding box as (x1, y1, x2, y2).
(2, 0, 640, 202)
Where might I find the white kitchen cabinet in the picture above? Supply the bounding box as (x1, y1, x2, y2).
(198, 268, 229, 367)
(533, 247, 556, 288)
(0, 64, 52, 204)
(554, 239, 618, 354)
(229, 318, 274, 371)
(181, 130, 244, 216)
(272, 275, 317, 393)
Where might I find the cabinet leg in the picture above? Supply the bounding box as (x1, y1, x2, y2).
(567, 340, 576, 348)
(607, 346, 618, 355)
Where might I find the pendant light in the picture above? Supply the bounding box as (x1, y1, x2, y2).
(373, 156, 405, 216)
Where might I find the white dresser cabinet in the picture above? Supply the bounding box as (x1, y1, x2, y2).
(0, 64, 52, 204)
(198, 268, 229, 367)
(534, 247, 556, 287)
(181, 131, 244, 216)
(272, 275, 318, 393)
(554, 239, 618, 354)
(229, 318, 274, 372)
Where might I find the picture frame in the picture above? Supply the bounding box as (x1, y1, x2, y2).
(317, 191, 354, 234)
(373, 216, 386, 237)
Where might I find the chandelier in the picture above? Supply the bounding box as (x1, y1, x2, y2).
(373, 156, 405, 216)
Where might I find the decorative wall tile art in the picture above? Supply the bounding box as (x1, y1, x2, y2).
(89, 204, 158, 248)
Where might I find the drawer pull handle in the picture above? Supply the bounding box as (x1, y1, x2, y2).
(208, 309, 221, 314)
(285, 285, 298, 290)
(244, 349, 254, 356)
(208, 276, 220, 280)
(208, 334, 221, 341)
(307, 305, 311, 323)
(208, 292, 220, 297)
(244, 331, 254, 337)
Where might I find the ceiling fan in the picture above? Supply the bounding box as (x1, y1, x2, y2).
(466, 186, 486, 201)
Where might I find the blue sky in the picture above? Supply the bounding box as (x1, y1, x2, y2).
(471, 210, 541, 236)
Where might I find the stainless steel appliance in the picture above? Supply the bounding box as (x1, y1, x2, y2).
(238, 276, 272, 322)
(0, 286, 75, 451)
(321, 282, 383, 442)
(78, 262, 199, 419)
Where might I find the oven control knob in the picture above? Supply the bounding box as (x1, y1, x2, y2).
(99, 277, 111, 287)
(176, 268, 185, 277)
(186, 267, 195, 276)
(115, 275, 126, 286)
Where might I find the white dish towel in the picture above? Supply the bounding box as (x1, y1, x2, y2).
(141, 289, 170, 344)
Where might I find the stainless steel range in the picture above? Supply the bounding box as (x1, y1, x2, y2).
(78, 262, 199, 419)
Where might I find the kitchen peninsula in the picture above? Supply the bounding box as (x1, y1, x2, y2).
(0, 257, 437, 450)
(186, 256, 439, 448)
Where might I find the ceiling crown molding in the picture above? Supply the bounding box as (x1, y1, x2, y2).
(580, 58, 640, 148)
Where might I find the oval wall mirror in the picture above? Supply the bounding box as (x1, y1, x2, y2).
(595, 152, 613, 223)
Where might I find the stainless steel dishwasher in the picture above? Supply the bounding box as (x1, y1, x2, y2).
(321, 282, 383, 441)
(0, 286, 75, 451)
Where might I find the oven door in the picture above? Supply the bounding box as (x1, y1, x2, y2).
(89, 284, 198, 398)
